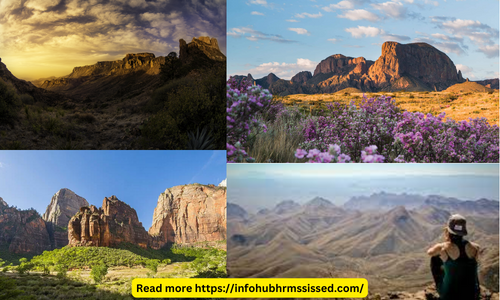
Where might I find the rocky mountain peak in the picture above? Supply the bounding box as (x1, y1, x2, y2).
(305, 196, 334, 208)
(387, 206, 410, 223)
(179, 36, 226, 63)
(42, 188, 88, 227)
(149, 184, 226, 248)
(274, 200, 300, 214)
(291, 71, 312, 84)
(0, 197, 7, 207)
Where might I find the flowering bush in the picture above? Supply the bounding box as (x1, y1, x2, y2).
(226, 77, 272, 162)
(299, 95, 401, 161)
(227, 78, 499, 163)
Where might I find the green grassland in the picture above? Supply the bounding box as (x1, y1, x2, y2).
(0, 243, 226, 299)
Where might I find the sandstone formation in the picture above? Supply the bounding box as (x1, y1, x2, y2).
(68, 196, 149, 248)
(0, 198, 52, 254)
(42, 188, 88, 227)
(239, 41, 477, 95)
(179, 36, 226, 63)
(149, 184, 226, 248)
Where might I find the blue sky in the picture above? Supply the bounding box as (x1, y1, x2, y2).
(228, 0, 499, 80)
(228, 164, 499, 211)
(0, 151, 226, 229)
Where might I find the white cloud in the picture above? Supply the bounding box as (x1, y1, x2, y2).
(0, 162, 3, 168)
(371, 1, 407, 19)
(338, 9, 379, 21)
(288, 28, 311, 35)
(455, 64, 473, 74)
(345, 26, 384, 38)
(251, 11, 265, 15)
(243, 58, 318, 79)
(248, 0, 268, 6)
(327, 38, 342, 43)
(382, 33, 411, 42)
(228, 27, 298, 43)
(478, 44, 499, 58)
(286, 19, 299, 22)
(322, 0, 366, 11)
(295, 12, 323, 18)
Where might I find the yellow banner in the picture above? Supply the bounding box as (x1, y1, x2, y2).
(131, 278, 368, 298)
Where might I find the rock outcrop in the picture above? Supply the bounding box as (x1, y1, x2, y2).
(179, 36, 226, 63)
(291, 71, 312, 84)
(255, 73, 279, 89)
(218, 179, 227, 187)
(0, 198, 52, 254)
(149, 184, 226, 248)
(68, 196, 149, 248)
(240, 41, 473, 95)
(43, 188, 88, 227)
(368, 42, 461, 90)
(475, 78, 499, 90)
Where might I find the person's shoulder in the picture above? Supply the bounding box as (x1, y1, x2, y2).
(468, 241, 480, 251)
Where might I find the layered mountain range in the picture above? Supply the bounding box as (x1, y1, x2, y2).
(228, 193, 499, 296)
(236, 41, 499, 95)
(0, 183, 227, 254)
(32, 37, 225, 102)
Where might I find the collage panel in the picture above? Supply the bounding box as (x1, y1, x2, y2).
(227, 163, 500, 299)
(0, 0, 226, 150)
(226, 0, 499, 163)
(0, 150, 227, 298)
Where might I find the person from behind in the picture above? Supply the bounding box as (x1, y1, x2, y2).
(427, 214, 480, 300)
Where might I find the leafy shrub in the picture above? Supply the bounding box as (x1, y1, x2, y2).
(19, 94, 34, 105)
(0, 77, 20, 125)
(55, 264, 67, 279)
(17, 258, 34, 275)
(90, 263, 108, 283)
(145, 259, 159, 274)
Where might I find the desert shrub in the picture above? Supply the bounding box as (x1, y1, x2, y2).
(0, 77, 20, 125)
(488, 90, 494, 94)
(19, 94, 34, 105)
(0, 276, 23, 299)
(142, 62, 225, 149)
(90, 263, 108, 283)
(73, 112, 96, 124)
(409, 93, 414, 99)
(447, 94, 458, 101)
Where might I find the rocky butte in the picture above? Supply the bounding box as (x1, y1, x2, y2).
(0, 197, 52, 253)
(68, 196, 149, 248)
(149, 184, 227, 248)
(238, 41, 498, 95)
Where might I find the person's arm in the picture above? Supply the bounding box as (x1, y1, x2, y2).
(427, 243, 444, 256)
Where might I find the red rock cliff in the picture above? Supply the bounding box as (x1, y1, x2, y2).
(68, 196, 149, 248)
(149, 184, 226, 248)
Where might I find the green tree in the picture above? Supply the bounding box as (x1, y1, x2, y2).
(90, 263, 108, 284)
(145, 259, 159, 274)
(17, 258, 34, 275)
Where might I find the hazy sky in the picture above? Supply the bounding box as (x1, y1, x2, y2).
(0, 150, 226, 229)
(0, 0, 226, 81)
(228, 164, 500, 212)
(228, 0, 499, 80)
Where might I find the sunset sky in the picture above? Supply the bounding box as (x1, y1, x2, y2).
(228, 0, 499, 80)
(0, 0, 226, 81)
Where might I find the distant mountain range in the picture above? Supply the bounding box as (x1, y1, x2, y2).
(234, 41, 499, 96)
(228, 193, 499, 295)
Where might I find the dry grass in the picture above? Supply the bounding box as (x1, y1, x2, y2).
(281, 90, 500, 126)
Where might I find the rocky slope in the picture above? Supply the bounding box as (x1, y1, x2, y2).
(228, 194, 499, 294)
(42, 188, 88, 227)
(0, 58, 68, 104)
(0, 198, 52, 254)
(237, 41, 492, 95)
(34, 36, 223, 102)
(149, 184, 226, 248)
(68, 196, 149, 248)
